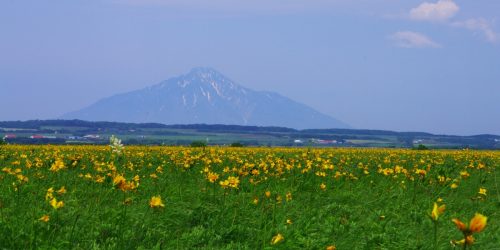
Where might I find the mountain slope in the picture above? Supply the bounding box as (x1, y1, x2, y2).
(62, 67, 349, 129)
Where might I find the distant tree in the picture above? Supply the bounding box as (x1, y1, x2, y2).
(415, 144, 428, 150)
(230, 142, 244, 147)
(190, 141, 207, 148)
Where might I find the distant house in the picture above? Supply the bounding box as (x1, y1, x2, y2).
(83, 134, 100, 139)
(3, 134, 16, 139)
(311, 139, 337, 144)
(30, 135, 45, 139)
(294, 139, 303, 144)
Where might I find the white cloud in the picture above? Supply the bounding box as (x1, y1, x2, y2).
(389, 31, 441, 48)
(452, 18, 499, 43)
(410, 0, 459, 21)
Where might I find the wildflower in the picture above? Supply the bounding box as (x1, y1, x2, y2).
(113, 175, 126, 186)
(95, 175, 105, 183)
(109, 135, 124, 154)
(149, 195, 165, 208)
(286, 192, 292, 202)
(252, 197, 259, 205)
(49, 159, 65, 172)
(226, 176, 240, 188)
(286, 219, 292, 225)
(38, 215, 50, 222)
(326, 246, 337, 250)
(452, 218, 467, 231)
(265, 191, 271, 198)
(45, 188, 54, 201)
(56, 186, 66, 195)
(452, 213, 488, 246)
(50, 198, 64, 209)
(469, 213, 487, 233)
(207, 172, 219, 183)
(478, 187, 487, 196)
(415, 169, 426, 177)
(276, 195, 282, 203)
(450, 183, 458, 189)
(460, 171, 470, 179)
(271, 233, 284, 245)
(320, 183, 326, 190)
(133, 175, 140, 182)
(430, 202, 445, 221)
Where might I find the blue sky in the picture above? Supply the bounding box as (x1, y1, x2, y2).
(1, 0, 499, 135)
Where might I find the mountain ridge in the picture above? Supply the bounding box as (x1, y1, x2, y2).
(61, 67, 350, 129)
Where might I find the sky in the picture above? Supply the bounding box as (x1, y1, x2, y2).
(1, 0, 499, 135)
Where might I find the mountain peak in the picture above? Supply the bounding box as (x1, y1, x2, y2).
(62, 68, 350, 129)
(186, 67, 224, 80)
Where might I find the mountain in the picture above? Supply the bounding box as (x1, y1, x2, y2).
(61, 67, 350, 129)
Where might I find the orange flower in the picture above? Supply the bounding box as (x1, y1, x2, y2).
(452, 218, 467, 232)
(38, 215, 50, 222)
(265, 191, 271, 198)
(469, 213, 487, 233)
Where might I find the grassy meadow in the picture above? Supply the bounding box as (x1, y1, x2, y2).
(0, 145, 499, 249)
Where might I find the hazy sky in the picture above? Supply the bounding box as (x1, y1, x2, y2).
(1, 0, 499, 135)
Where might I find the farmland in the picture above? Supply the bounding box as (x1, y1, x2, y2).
(0, 145, 499, 249)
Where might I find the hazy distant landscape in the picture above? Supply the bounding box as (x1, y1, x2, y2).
(1, 119, 499, 149)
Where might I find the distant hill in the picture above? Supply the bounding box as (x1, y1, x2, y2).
(1, 120, 499, 149)
(61, 67, 349, 129)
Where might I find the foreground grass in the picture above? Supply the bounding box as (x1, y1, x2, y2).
(0, 145, 499, 249)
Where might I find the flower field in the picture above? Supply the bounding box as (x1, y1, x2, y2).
(0, 145, 499, 249)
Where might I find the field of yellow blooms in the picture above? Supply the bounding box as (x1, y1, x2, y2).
(0, 145, 499, 249)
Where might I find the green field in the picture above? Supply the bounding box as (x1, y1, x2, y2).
(0, 145, 499, 249)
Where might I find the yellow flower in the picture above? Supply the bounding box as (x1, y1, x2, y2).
(478, 187, 487, 196)
(326, 246, 337, 250)
(430, 202, 445, 221)
(113, 175, 126, 186)
(149, 195, 165, 208)
(286, 192, 292, 202)
(207, 172, 219, 183)
(226, 176, 240, 189)
(320, 183, 326, 190)
(271, 233, 284, 245)
(49, 159, 65, 172)
(252, 197, 259, 205)
(133, 175, 140, 182)
(56, 186, 66, 195)
(460, 171, 470, 179)
(450, 183, 458, 189)
(50, 198, 64, 209)
(286, 219, 292, 225)
(45, 187, 54, 201)
(38, 215, 50, 222)
(414, 169, 426, 177)
(469, 213, 487, 233)
(265, 191, 271, 198)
